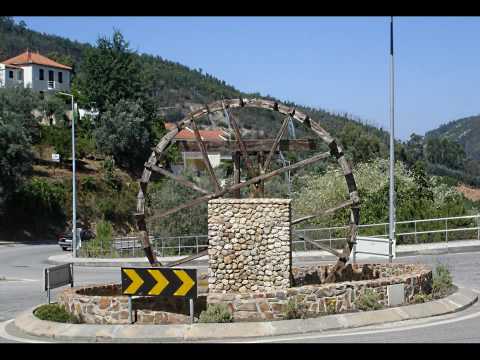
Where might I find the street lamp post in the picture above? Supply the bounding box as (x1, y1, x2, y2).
(58, 92, 77, 258)
(388, 17, 396, 263)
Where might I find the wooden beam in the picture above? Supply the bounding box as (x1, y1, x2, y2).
(176, 138, 320, 153)
(146, 163, 210, 195)
(150, 151, 331, 221)
(224, 109, 255, 178)
(291, 199, 355, 225)
(190, 118, 222, 193)
(263, 115, 291, 172)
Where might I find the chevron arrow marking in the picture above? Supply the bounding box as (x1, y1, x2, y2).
(173, 270, 196, 296)
(123, 269, 144, 295)
(147, 269, 170, 295)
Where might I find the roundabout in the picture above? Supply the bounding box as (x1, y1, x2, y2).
(9, 287, 478, 342)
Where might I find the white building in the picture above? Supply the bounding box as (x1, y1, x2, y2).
(0, 50, 72, 93)
(164, 122, 232, 172)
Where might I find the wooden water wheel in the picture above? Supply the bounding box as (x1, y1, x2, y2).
(135, 98, 360, 282)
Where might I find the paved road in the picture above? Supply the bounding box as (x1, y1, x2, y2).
(0, 243, 479, 342)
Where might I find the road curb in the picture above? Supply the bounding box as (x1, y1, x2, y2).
(47, 244, 480, 268)
(12, 287, 478, 342)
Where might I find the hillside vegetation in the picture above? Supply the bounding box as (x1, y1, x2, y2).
(1, 16, 478, 242)
(427, 115, 480, 160)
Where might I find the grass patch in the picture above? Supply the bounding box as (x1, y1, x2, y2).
(198, 303, 233, 323)
(34, 304, 80, 323)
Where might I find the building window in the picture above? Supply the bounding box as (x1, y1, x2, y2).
(48, 70, 54, 82)
(58, 72, 63, 83)
(39, 69, 44, 80)
(18, 71, 23, 81)
(9, 70, 13, 79)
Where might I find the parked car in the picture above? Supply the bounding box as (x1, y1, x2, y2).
(58, 228, 95, 251)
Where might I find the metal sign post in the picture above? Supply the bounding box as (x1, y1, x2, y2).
(128, 296, 133, 324)
(189, 298, 194, 324)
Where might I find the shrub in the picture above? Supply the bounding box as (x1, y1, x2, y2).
(79, 220, 116, 257)
(34, 304, 80, 323)
(411, 293, 433, 304)
(12, 178, 66, 215)
(354, 288, 384, 311)
(96, 220, 113, 242)
(432, 264, 453, 298)
(80, 176, 97, 192)
(325, 298, 337, 314)
(285, 298, 307, 319)
(198, 303, 233, 323)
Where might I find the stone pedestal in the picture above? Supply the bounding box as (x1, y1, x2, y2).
(207, 198, 292, 293)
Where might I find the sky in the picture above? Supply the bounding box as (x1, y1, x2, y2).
(13, 16, 480, 140)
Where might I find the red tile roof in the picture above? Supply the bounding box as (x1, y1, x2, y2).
(165, 122, 228, 141)
(1, 50, 72, 70)
(1, 64, 22, 69)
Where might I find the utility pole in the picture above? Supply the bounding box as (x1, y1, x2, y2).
(388, 16, 396, 263)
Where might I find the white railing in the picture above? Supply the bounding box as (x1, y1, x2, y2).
(78, 214, 480, 258)
(48, 81, 56, 89)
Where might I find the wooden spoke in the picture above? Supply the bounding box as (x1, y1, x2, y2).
(190, 118, 222, 193)
(297, 234, 343, 258)
(254, 151, 265, 198)
(151, 151, 331, 221)
(291, 199, 355, 225)
(233, 151, 241, 198)
(263, 115, 291, 172)
(165, 249, 208, 267)
(146, 163, 210, 195)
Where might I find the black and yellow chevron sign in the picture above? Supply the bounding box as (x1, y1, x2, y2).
(121, 267, 197, 298)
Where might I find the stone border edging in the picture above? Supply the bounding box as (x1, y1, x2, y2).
(13, 287, 477, 342)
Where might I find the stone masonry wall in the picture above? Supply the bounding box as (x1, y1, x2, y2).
(207, 264, 433, 322)
(208, 198, 292, 293)
(58, 284, 194, 325)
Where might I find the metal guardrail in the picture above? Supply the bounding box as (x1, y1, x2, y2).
(292, 214, 480, 252)
(78, 214, 480, 258)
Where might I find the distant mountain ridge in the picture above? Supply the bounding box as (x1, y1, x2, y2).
(426, 115, 480, 160)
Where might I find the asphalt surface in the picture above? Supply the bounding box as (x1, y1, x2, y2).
(0, 242, 479, 343)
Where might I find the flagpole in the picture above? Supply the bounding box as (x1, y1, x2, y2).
(388, 16, 395, 263)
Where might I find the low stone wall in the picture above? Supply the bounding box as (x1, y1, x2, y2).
(207, 263, 433, 321)
(58, 284, 205, 325)
(208, 198, 292, 293)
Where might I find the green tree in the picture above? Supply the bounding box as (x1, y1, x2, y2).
(401, 133, 425, 168)
(74, 30, 144, 112)
(94, 99, 151, 172)
(0, 87, 39, 205)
